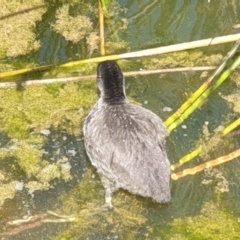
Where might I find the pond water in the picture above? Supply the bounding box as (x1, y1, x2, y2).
(0, 0, 240, 239)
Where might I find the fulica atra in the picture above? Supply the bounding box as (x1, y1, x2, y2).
(83, 60, 171, 209)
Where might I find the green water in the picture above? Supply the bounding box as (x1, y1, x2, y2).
(0, 0, 240, 239)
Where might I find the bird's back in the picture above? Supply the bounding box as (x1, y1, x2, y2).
(84, 102, 171, 203)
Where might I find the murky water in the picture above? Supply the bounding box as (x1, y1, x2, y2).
(0, 0, 240, 239)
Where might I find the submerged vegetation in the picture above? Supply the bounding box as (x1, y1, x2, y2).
(0, 0, 128, 75)
(53, 5, 94, 43)
(0, 82, 97, 138)
(53, 169, 148, 239)
(0, 81, 97, 209)
(142, 50, 223, 69)
(0, 0, 240, 239)
(51, 0, 129, 56)
(0, 0, 46, 59)
(158, 202, 240, 240)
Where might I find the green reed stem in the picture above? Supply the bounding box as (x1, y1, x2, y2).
(167, 54, 240, 134)
(171, 145, 203, 171)
(222, 118, 240, 136)
(100, 0, 111, 11)
(165, 39, 240, 128)
(1, 34, 240, 79)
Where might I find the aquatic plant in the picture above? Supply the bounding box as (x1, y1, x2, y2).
(160, 202, 240, 239)
(0, 1, 239, 239)
(0, 1, 46, 58)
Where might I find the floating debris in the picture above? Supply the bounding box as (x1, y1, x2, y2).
(67, 149, 77, 157)
(40, 129, 51, 136)
(15, 181, 24, 191)
(163, 106, 173, 112)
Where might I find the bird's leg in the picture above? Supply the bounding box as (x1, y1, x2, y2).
(105, 187, 114, 210)
(100, 175, 118, 210)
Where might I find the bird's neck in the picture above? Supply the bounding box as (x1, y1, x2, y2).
(102, 89, 127, 105)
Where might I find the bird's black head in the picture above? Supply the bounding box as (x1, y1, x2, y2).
(97, 60, 127, 105)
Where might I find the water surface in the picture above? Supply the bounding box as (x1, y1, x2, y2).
(0, 0, 240, 239)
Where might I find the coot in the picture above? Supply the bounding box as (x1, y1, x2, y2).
(83, 60, 171, 209)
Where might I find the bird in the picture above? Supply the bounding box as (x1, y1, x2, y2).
(83, 60, 171, 209)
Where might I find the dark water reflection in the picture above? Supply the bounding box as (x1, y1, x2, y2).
(0, 0, 240, 239)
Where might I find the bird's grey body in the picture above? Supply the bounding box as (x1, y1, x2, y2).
(83, 61, 171, 208)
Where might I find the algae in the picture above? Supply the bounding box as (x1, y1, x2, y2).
(159, 202, 240, 240)
(0, 181, 18, 207)
(0, 1, 238, 238)
(0, 171, 6, 181)
(201, 168, 230, 193)
(0, 0, 46, 58)
(220, 70, 240, 113)
(221, 92, 240, 114)
(15, 142, 43, 177)
(59, 160, 72, 181)
(54, 169, 148, 239)
(51, 0, 129, 56)
(86, 32, 100, 56)
(37, 163, 61, 183)
(52, 5, 93, 43)
(25, 181, 50, 193)
(0, 81, 97, 139)
(142, 50, 223, 69)
(105, 40, 130, 55)
(0, 150, 8, 160)
(0, 79, 97, 208)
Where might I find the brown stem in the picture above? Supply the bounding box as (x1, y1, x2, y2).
(171, 148, 240, 180)
(99, 0, 105, 55)
(0, 66, 217, 88)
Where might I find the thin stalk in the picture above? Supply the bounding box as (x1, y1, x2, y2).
(171, 148, 240, 180)
(171, 146, 202, 171)
(222, 118, 240, 136)
(171, 118, 240, 171)
(226, 130, 240, 138)
(165, 39, 240, 127)
(0, 64, 55, 79)
(0, 66, 217, 88)
(99, 0, 105, 55)
(1, 33, 240, 78)
(167, 55, 240, 134)
(100, 0, 110, 11)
